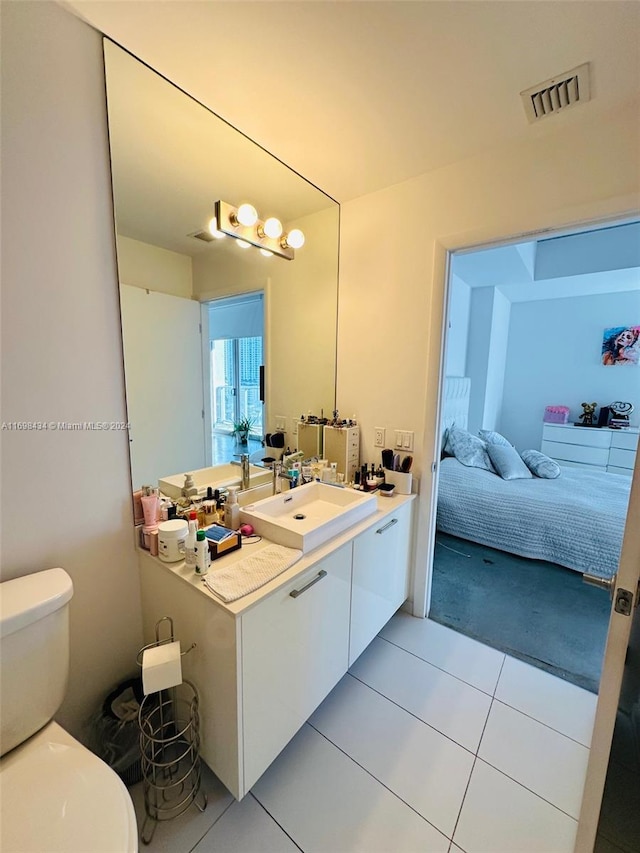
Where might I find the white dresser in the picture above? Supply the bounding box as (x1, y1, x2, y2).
(541, 424, 639, 475)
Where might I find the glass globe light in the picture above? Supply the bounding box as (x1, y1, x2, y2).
(236, 203, 258, 227)
(285, 228, 305, 249)
(263, 217, 283, 239)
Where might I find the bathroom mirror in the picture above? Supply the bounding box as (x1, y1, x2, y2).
(103, 41, 339, 492)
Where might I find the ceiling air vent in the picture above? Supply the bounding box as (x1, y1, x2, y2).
(188, 230, 216, 243)
(520, 63, 590, 123)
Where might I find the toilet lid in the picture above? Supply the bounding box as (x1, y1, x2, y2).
(0, 722, 138, 853)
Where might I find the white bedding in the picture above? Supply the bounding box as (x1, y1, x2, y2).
(436, 456, 632, 578)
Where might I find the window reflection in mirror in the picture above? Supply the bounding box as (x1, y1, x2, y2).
(103, 40, 339, 496)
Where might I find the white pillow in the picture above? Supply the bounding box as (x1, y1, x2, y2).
(478, 429, 511, 447)
(486, 443, 532, 480)
(521, 449, 561, 479)
(444, 426, 495, 472)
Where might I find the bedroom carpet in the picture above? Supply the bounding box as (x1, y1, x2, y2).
(430, 533, 611, 693)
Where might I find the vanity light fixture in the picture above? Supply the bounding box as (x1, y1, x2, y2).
(208, 217, 226, 239)
(214, 200, 305, 261)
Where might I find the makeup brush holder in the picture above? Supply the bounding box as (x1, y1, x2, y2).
(384, 469, 412, 495)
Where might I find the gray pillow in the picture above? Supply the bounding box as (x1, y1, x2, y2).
(478, 429, 511, 447)
(445, 426, 495, 472)
(521, 449, 561, 479)
(486, 443, 532, 480)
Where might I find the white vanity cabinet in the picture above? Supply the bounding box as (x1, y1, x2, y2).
(241, 543, 352, 792)
(349, 501, 412, 666)
(138, 493, 414, 801)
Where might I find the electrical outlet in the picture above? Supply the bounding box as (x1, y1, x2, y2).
(374, 427, 385, 447)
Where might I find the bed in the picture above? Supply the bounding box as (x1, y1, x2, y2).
(437, 377, 632, 578)
(436, 456, 631, 578)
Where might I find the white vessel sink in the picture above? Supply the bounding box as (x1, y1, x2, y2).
(159, 463, 271, 499)
(239, 482, 378, 553)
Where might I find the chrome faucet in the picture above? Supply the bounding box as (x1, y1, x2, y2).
(240, 454, 250, 491)
(230, 454, 251, 490)
(273, 461, 296, 495)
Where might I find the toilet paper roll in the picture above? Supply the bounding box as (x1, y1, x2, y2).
(142, 641, 182, 695)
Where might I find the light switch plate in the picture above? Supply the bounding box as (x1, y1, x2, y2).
(275, 416, 286, 432)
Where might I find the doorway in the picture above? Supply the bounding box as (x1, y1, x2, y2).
(204, 292, 265, 464)
(428, 219, 640, 691)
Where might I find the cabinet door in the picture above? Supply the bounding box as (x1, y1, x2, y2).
(241, 543, 352, 794)
(349, 502, 411, 666)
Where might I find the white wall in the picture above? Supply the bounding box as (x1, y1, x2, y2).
(1, 2, 143, 739)
(338, 97, 640, 613)
(444, 275, 470, 377)
(116, 235, 193, 297)
(484, 288, 511, 433)
(500, 290, 640, 452)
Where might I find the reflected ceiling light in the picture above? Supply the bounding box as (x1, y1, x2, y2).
(282, 228, 305, 250)
(236, 239, 251, 249)
(214, 200, 304, 261)
(208, 217, 226, 238)
(259, 248, 274, 257)
(258, 217, 283, 240)
(233, 203, 258, 227)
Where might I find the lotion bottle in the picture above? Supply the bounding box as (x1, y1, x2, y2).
(195, 529, 210, 575)
(185, 511, 198, 569)
(224, 486, 240, 530)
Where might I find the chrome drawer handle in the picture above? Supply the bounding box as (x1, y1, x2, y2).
(289, 569, 327, 598)
(376, 518, 398, 535)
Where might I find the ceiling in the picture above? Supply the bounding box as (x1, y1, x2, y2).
(451, 221, 640, 303)
(62, 0, 640, 204)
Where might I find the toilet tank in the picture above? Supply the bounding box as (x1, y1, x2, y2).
(0, 568, 73, 756)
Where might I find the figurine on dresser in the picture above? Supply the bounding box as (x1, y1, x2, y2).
(578, 402, 598, 426)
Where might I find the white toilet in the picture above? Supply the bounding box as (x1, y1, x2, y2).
(0, 568, 138, 852)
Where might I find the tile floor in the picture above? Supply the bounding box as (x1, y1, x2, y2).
(129, 612, 597, 852)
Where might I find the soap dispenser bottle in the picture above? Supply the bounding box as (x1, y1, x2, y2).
(224, 486, 240, 530)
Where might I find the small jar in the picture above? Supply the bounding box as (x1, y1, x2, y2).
(158, 519, 189, 563)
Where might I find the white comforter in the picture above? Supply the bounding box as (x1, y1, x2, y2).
(436, 456, 632, 578)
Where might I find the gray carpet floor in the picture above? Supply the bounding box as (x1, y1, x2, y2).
(430, 533, 611, 693)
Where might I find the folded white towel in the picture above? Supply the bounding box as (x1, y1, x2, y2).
(203, 544, 303, 602)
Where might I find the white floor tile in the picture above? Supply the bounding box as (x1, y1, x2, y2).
(496, 655, 597, 746)
(379, 613, 505, 694)
(350, 637, 492, 752)
(479, 700, 589, 818)
(252, 724, 450, 853)
(309, 674, 474, 838)
(453, 759, 577, 853)
(128, 760, 234, 853)
(192, 793, 299, 852)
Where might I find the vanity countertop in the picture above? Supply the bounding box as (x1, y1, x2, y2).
(138, 492, 416, 617)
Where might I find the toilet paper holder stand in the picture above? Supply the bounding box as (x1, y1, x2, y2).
(136, 616, 206, 845)
(135, 615, 196, 669)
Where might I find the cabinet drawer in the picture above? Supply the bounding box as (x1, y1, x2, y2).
(608, 447, 636, 470)
(610, 431, 639, 451)
(607, 465, 633, 477)
(241, 543, 352, 794)
(542, 425, 611, 448)
(541, 439, 609, 467)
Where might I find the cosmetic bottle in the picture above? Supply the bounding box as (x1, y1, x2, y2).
(224, 487, 240, 530)
(182, 473, 198, 498)
(185, 511, 198, 569)
(141, 490, 159, 531)
(195, 530, 210, 575)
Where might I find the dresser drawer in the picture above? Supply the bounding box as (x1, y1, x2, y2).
(610, 431, 639, 452)
(542, 425, 611, 449)
(541, 439, 609, 467)
(608, 447, 636, 470)
(607, 465, 633, 477)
